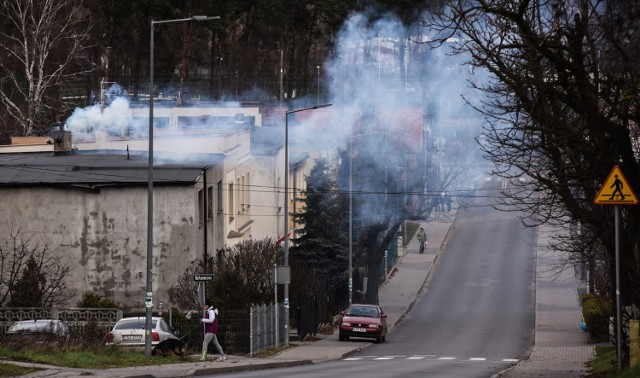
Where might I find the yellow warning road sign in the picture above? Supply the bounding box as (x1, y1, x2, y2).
(594, 166, 638, 205)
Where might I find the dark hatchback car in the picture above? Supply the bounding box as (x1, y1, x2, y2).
(6, 319, 70, 343)
(338, 304, 387, 343)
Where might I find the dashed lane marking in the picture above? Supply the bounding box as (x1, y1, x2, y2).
(343, 355, 519, 363)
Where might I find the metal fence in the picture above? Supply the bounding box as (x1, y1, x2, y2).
(0, 307, 122, 334)
(249, 303, 285, 356)
(125, 305, 285, 357)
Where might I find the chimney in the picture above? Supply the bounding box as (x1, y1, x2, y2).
(47, 122, 72, 156)
(53, 131, 72, 156)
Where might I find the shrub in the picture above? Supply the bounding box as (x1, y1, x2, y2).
(582, 293, 612, 343)
(76, 292, 119, 308)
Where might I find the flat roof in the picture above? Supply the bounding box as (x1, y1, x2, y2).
(0, 151, 223, 187)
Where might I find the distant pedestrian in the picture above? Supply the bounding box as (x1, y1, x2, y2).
(444, 192, 452, 212)
(201, 302, 226, 361)
(417, 227, 427, 254)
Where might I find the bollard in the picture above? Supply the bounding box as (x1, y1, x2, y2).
(630, 320, 640, 367)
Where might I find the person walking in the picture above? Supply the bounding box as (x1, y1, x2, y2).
(201, 302, 226, 361)
(417, 227, 427, 254)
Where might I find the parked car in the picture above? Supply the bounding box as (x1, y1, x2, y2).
(338, 304, 387, 343)
(105, 316, 179, 350)
(6, 319, 70, 343)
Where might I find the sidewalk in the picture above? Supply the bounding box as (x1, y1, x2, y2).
(12, 210, 594, 377)
(493, 224, 594, 377)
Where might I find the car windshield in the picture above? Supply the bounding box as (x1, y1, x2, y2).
(8, 320, 58, 333)
(347, 306, 378, 317)
(114, 319, 158, 330)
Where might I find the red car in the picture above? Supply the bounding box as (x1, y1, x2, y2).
(338, 304, 387, 343)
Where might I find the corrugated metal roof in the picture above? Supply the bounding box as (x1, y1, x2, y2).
(0, 151, 223, 187)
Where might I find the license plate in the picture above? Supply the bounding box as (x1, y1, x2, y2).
(122, 335, 142, 341)
(352, 328, 366, 332)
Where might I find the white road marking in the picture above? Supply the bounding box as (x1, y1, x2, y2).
(343, 355, 519, 363)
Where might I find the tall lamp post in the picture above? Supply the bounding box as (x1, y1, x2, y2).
(147, 15, 219, 358)
(284, 103, 331, 346)
(348, 138, 353, 305)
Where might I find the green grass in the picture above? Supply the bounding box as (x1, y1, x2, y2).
(0, 345, 188, 370)
(589, 346, 640, 377)
(0, 363, 42, 377)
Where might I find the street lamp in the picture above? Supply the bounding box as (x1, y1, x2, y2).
(146, 15, 219, 358)
(316, 66, 320, 104)
(283, 103, 331, 346)
(349, 138, 353, 305)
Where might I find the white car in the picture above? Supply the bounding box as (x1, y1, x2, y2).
(105, 316, 178, 350)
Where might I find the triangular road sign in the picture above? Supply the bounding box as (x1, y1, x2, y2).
(594, 166, 638, 205)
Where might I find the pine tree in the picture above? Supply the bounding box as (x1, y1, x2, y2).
(291, 158, 348, 278)
(8, 255, 46, 307)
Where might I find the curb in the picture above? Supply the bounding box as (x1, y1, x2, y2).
(192, 360, 313, 376)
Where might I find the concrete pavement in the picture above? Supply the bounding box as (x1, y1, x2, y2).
(493, 224, 594, 377)
(9, 207, 595, 377)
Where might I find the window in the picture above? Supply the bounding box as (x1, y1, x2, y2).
(207, 186, 213, 218)
(217, 180, 223, 214)
(245, 173, 250, 213)
(237, 178, 241, 214)
(228, 182, 234, 222)
(198, 189, 203, 227)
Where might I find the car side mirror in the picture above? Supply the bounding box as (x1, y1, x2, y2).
(381, 314, 387, 318)
(339, 310, 345, 316)
(174, 329, 182, 337)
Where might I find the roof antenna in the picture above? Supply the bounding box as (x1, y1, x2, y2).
(127, 145, 130, 160)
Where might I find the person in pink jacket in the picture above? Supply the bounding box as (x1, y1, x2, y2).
(201, 303, 226, 361)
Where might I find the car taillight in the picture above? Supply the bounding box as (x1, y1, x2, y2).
(106, 332, 113, 342)
(152, 332, 159, 341)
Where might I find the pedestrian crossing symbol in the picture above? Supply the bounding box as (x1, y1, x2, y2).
(594, 166, 638, 205)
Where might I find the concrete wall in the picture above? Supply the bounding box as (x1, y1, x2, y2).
(0, 183, 208, 310)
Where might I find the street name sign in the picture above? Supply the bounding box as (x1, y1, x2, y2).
(193, 274, 214, 281)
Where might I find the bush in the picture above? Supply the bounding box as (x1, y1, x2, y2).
(76, 292, 119, 308)
(582, 293, 612, 343)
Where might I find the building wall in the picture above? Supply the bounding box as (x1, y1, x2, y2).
(0, 184, 205, 309)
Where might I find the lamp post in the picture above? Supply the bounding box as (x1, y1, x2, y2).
(316, 66, 320, 104)
(284, 103, 331, 346)
(349, 138, 353, 305)
(279, 50, 284, 104)
(147, 15, 219, 358)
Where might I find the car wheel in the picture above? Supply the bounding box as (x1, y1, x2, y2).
(376, 336, 382, 343)
(339, 334, 348, 341)
(382, 335, 386, 343)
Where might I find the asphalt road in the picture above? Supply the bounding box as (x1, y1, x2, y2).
(209, 178, 537, 378)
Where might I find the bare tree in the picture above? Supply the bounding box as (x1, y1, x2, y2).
(0, 222, 72, 307)
(0, 0, 93, 136)
(424, 0, 640, 356)
(172, 238, 282, 310)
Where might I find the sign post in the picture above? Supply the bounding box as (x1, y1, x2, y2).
(594, 165, 638, 370)
(194, 275, 213, 306)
